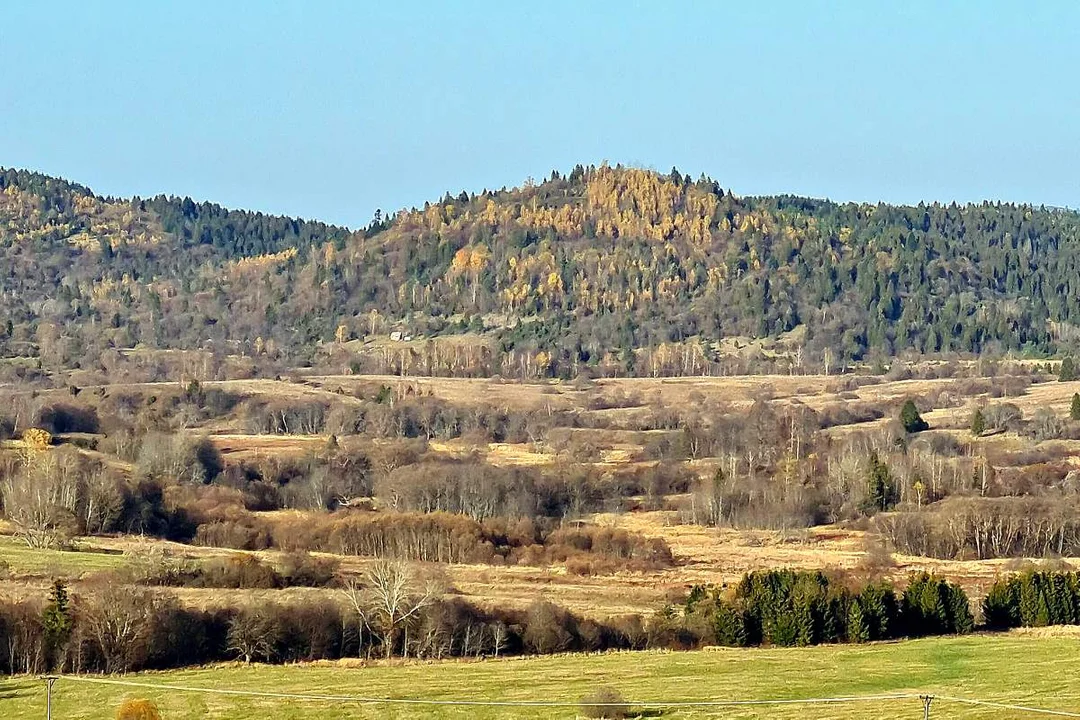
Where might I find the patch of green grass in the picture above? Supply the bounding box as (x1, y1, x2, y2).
(5, 634, 1080, 719)
(0, 535, 127, 577)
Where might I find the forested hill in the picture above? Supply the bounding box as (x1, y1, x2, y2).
(3, 164, 1080, 379)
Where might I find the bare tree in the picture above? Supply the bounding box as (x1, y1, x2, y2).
(79, 585, 162, 673)
(489, 620, 509, 658)
(227, 603, 282, 663)
(349, 560, 439, 659)
(81, 464, 123, 535)
(1, 450, 80, 548)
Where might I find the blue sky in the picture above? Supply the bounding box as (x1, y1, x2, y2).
(2, 1, 1078, 227)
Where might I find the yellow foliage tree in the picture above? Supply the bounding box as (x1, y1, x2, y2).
(22, 428, 52, 450)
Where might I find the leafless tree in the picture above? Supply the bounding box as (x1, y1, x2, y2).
(79, 585, 162, 673)
(489, 620, 509, 658)
(227, 603, 282, 663)
(1, 450, 80, 548)
(346, 560, 439, 659)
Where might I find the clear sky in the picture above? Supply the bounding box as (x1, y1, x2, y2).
(2, 1, 1078, 228)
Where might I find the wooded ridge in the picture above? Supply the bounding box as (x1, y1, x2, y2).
(3, 164, 1079, 377)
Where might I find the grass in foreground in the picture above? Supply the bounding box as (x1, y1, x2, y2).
(3, 633, 1080, 719)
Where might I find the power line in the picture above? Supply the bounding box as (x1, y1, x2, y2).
(935, 695, 1080, 718)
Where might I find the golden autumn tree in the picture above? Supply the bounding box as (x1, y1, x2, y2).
(450, 244, 491, 306)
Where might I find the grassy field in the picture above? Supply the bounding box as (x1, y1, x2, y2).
(4, 633, 1080, 719)
(0, 535, 128, 577)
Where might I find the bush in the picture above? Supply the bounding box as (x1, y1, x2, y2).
(277, 551, 339, 587)
(200, 555, 280, 589)
(116, 699, 161, 720)
(36, 403, 100, 434)
(580, 687, 631, 719)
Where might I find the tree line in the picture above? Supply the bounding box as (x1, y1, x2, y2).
(2, 565, 982, 677)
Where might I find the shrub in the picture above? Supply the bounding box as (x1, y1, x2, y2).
(200, 555, 280, 589)
(277, 551, 339, 587)
(116, 699, 161, 720)
(580, 687, 631, 719)
(1060, 357, 1077, 382)
(36, 403, 100, 434)
(21, 427, 52, 449)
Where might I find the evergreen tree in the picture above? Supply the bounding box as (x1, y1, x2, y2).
(970, 408, 987, 436)
(1060, 357, 1077, 382)
(847, 601, 870, 643)
(1071, 393, 1080, 421)
(901, 573, 971, 636)
(857, 582, 899, 640)
(865, 452, 897, 513)
(793, 592, 816, 646)
(711, 602, 748, 647)
(900, 399, 929, 433)
(982, 577, 1020, 630)
(42, 580, 73, 670)
(946, 584, 975, 634)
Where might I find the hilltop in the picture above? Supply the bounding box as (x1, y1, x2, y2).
(3, 164, 1080, 381)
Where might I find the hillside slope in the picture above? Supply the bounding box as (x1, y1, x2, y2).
(2, 164, 1079, 378)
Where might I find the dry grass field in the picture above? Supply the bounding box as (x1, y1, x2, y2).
(0, 508, 1046, 618)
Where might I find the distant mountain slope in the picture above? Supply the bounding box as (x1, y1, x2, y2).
(2, 164, 1079, 378)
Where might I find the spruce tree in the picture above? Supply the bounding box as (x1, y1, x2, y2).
(41, 580, 73, 670)
(1071, 393, 1080, 421)
(865, 452, 897, 513)
(1060, 357, 1077, 382)
(847, 601, 870, 643)
(1018, 573, 1041, 626)
(971, 408, 987, 436)
(900, 399, 929, 433)
(946, 584, 975, 634)
(793, 592, 816, 647)
(711, 602, 748, 647)
(981, 578, 1020, 630)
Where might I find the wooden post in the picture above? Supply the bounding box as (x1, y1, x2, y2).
(922, 694, 933, 719)
(45, 676, 57, 720)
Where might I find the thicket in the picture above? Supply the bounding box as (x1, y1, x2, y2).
(875, 496, 1080, 559)
(0, 584, 648, 675)
(197, 508, 673, 573)
(0, 568, 980, 677)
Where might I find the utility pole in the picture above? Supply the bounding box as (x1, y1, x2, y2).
(44, 675, 57, 720)
(921, 694, 933, 719)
